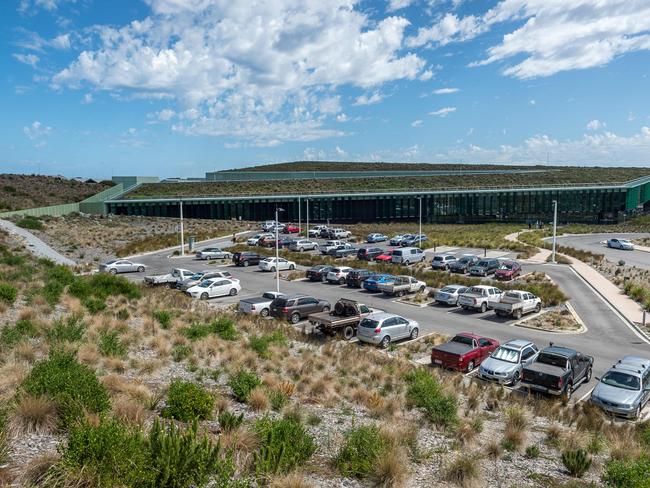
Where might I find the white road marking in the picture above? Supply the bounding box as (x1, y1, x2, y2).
(576, 386, 595, 404)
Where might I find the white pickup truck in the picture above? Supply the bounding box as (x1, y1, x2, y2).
(458, 285, 503, 313)
(489, 290, 542, 319)
(378, 276, 427, 297)
(239, 291, 285, 317)
(320, 240, 344, 255)
(144, 268, 194, 287)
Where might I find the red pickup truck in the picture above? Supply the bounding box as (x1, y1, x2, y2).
(431, 332, 500, 372)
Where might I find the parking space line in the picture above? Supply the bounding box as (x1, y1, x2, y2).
(576, 386, 595, 404)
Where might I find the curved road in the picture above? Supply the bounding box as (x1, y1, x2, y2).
(548, 233, 650, 270)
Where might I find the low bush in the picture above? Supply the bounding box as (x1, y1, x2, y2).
(229, 370, 262, 403)
(153, 310, 172, 329)
(83, 296, 107, 314)
(268, 390, 288, 411)
(603, 455, 650, 488)
(1, 319, 38, 348)
(335, 424, 388, 478)
(404, 368, 457, 427)
(444, 454, 480, 487)
(525, 445, 540, 459)
(213, 317, 238, 341)
(163, 379, 214, 422)
(46, 315, 85, 343)
(98, 330, 127, 358)
(172, 344, 192, 362)
(0, 283, 17, 305)
(254, 415, 316, 475)
(218, 410, 244, 432)
(248, 330, 287, 358)
(16, 216, 43, 230)
(562, 448, 592, 478)
(182, 322, 213, 341)
(87, 273, 141, 300)
(22, 350, 110, 427)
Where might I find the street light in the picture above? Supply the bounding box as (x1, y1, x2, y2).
(551, 200, 558, 263)
(305, 198, 309, 238)
(275, 206, 285, 292)
(179, 199, 185, 256)
(417, 197, 422, 249)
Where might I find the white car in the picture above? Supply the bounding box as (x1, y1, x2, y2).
(247, 233, 273, 246)
(607, 238, 635, 250)
(187, 278, 241, 300)
(258, 257, 296, 272)
(326, 266, 353, 284)
(195, 247, 232, 260)
(320, 240, 344, 254)
(99, 259, 146, 274)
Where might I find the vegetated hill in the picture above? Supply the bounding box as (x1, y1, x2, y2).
(223, 161, 552, 172)
(0, 174, 112, 211)
(127, 166, 650, 198)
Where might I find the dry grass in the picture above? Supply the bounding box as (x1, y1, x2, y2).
(444, 454, 482, 488)
(375, 444, 410, 487)
(269, 472, 314, 488)
(8, 395, 58, 436)
(248, 387, 269, 412)
(18, 452, 60, 487)
(112, 395, 147, 426)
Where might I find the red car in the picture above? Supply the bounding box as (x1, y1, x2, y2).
(375, 249, 396, 262)
(495, 261, 522, 281)
(430, 332, 499, 372)
(283, 224, 300, 234)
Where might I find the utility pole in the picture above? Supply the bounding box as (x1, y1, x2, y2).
(275, 206, 285, 292)
(179, 199, 185, 256)
(551, 200, 557, 263)
(306, 199, 309, 237)
(418, 197, 422, 249)
(298, 196, 301, 237)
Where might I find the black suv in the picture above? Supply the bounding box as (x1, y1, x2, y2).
(269, 294, 331, 324)
(346, 269, 373, 288)
(305, 265, 334, 282)
(232, 251, 263, 267)
(357, 247, 384, 261)
(469, 258, 500, 277)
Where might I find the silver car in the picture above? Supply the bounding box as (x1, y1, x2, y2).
(590, 356, 650, 419)
(288, 239, 319, 252)
(195, 247, 232, 260)
(99, 259, 146, 274)
(357, 312, 419, 348)
(478, 340, 539, 385)
(434, 285, 468, 306)
(607, 238, 635, 250)
(177, 270, 236, 291)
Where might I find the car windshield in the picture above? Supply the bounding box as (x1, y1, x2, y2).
(504, 292, 522, 299)
(104, 260, 117, 265)
(476, 261, 488, 267)
(189, 273, 204, 280)
(433, 256, 443, 262)
(601, 371, 640, 391)
(359, 318, 379, 329)
(440, 286, 458, 293)
(500, 263, 514, 270)
(491, 347, 520, 364)
(198, 280, 213, 288)
(459, 257, 473, 263)
(538, 353, 568, 369)
(452, 335, 474, 346)
(619, 239, 631, 244)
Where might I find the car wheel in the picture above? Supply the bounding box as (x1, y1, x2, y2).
(461, 305, 469, 310)
(380, 336, 391, 348)
(260, 308, 269, 317)
(511, 371, 521, 385)
(289, 264, 295, 270)
(410, 328, 419, 340)
(404, 260, 410, 266)
(109, 268, 117, 275)
(321, 275, 327, 283)
(322, 306, 330, 313)
(563, 384, 573, 401)
(200, 292, 209, 300)
(290, 313, 301, 324)
(270, 266, 276, 272)
(466, 360, 475, 373)
(342, 325, 355, 341)
(243, 260, 249, 267)
(514, 309, 522, 320)
(338, 278, 345, 285)
(137, 266, 145, 273)
(480, 302, 487, 313)
(535, 303, 541, 313)
(586, 367, 592, 382)
(634, 405, 642, 420)
(229, 288, 238, 296)
(419, 285, 426, 293)
(299, 247, 304, 252)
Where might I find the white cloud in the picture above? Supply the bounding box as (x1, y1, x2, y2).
(586, 119, 605, 130)
(303, 147, 326, 160)
(53, 1, 425, 146)
(23, 121, 52, 141)
(82, 93, 93, 104)
(13, 53, 39, 67)
(336, 113, 349, 122)
(387, 0, 413, 12)
(335, 145, 347, 156)
(411, 119, 423, 127)
(18, 0, 75, 13)
(157, 108, 175, 121)
(529, 99, 536, 105)
(353, 92, 384, 106)
(433, 87, 459, 94)
(51, 33, 70, 49)
(419, 69, 434, 81)
(429, 106, 456, 117)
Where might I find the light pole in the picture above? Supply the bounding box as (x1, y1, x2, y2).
(275, 206, 285, 292)
(305, 198, 309, 238)
(298, 196, 301, 237)
(418, 197, 422, 249)
(551, 200, 557, 263)
(179, 199, 185, 256)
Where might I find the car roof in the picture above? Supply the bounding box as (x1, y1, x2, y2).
(503, 339, 534, 350)
(542, 345, 577, 357)
(456, 332, 486, 340)
(367, 311, 401, 320)
(614, 356, 650, 371)
(280, 294, 308, 299)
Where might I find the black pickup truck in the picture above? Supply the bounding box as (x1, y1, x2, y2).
(521, 345, 593, 400)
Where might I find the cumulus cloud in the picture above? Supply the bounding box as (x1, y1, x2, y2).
(81, 93, 93, 104)
(433, 87, 459, 94)
(429, 106, 456, 117)
(353, 92, 384, 106)
(387, 0, 414, 12)
(586, 119, 605, 130)
(53, 0, 425, 146)
(411, 119, 423, 127)
(23, 121, 52, 141)
(13, 53, 39, 67)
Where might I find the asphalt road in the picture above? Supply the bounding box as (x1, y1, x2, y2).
(547, 232, 650, 270)
(118, 232, 650, 407)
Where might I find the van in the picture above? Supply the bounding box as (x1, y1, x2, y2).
(391, 247, 425, 265)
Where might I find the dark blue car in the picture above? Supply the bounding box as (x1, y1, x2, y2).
(363, 274, 396, 292)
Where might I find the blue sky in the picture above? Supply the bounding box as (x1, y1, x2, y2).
(2, 0, 650, 178)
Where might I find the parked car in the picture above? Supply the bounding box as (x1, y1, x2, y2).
(521, 345, 593, 400)
(431, 254, 457, 271)
(431, 333, 499, 372)
(363, 274, 395, 292)
(258, 235, 282, 247)
(186, 278, 241, 300)
(469, 258, 500, 277)
(401, 234, 428, 247)
(239, 291, 285, 317)
(326, 266, 354, 285)
(269, 294, 331, 324)
(232, 251, 263, 267)
(261, 220, 277, 231)
(288, 239, 318, 252)
(177, 270, 237, 291)
(434, 285, 468, 306)
(327, 243, 358, 258)
(391, 247, 425, 265)
(590, 356, 650, 419)
(320, 240, 344, 254)
(357, 247, 384, 261)
(479, 340, 540, 385)
(283, 224, 300, 234)
(458, 285, 503, 312)
(308, 299, 377, 340)
(449, 255, 480, 274)
(390, 234, 411, 246)
(144, 268, 194, 287)
(357, 312, 419, 347)
(328, 228, 352, 239)
(375, 249, 397, 262)
(319, 227, 333, 238)
(305, 265, 334, 282)
(366, 233, 388, 243)
(258, 257, 296, 272)
(195, 247, 232, 260)
(346, 269, 374, 288)
(378, 276, 426, 297)
(247, 233, 272, 245)
(490, 290, 541, 319)
(308, 225, 329, 238)
(99, 259, 146, 274)
(607, 238, 635, 250)
(495, 261, 522, 280)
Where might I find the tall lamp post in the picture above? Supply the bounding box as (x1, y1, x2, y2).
(305, 198, 309, 238)
(179, 199, 185, 256)
(418, 197, 422, 249)
(275, 206, 285, 292)
(551, 200, 558, 263)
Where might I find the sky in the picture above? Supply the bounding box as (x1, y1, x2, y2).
(2, 0, 650, 178)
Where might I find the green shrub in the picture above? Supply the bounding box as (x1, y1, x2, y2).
(172, 344, 192, 362)
(153, 310, 172, 329)
(22, 350, 110, 427)
(254, 415, 316, 475)
(116, 308, 130, 321)
(46, 315, 85, 343)
(182, 322, 212, 341)
(68, 277, 92, 300)
(42, 281, 64, 305)
(213, 317, 238, 341)
(404, 368, 457, 427)
(218, 410, 244, 432)
(637, 421, 650, 447)
(335, 424, 388, 478)
(1, 319, 37, 348)
(0, 283, 17, 304)
(525, 445, 540, 459)
(562, 448, 592, 478)
(83, 296, 107, 314)
(46, 265, 75, 286)
(163, 379, 214, 421)
(229, 370, 261, 403)
(248, 330, 287, 358)
(87, 273, 141, 300)
(16, 216, 43, 230)
(0, 253, 25, 266)
(98, 330, 127, 358)
(268, 390, 288, 411)
(603, 455, 650, 488)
